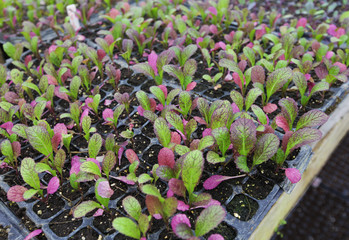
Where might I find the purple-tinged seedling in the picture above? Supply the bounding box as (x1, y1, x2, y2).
(170, 44, 197, 67)
(106, 63, 121, 90)
(0, 139, 20, 170)
(121, 39, 133, 65)
(96, 35, 117, 60)
(171, 205, 226, 239)
(163, 59, 197, 91)
(88, 133, 103, 159)
(80, 43, 105, 79)
(24, 229, 42, 240)
(43, 62, 68, 86)
(102, 104, 125, 130)
(73, 178, 114, 218)
(293, 71, 329, 107)
(126, 29, 152, 56)
(133, 50, 175, 85)
(61, 56, 84, 76)
(114, 92, 131, 115)
(113, 196, 150, 239)
(60, 102, 82, 131)
(7, 158, 60, 203)
(149, 85, 180, 116)
(166, 111, 197, 145)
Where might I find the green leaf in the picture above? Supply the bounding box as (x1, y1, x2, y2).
(245, 88, 262, 111)
(25, 126, 53, 157)
(195, 205, 226, 237)
(340, 11, 349, 22)
(293, 72, 307, 97)
(0, 140, 13, 159)
(133, 63, 155, 78)
(163, 197, 178, 219)
(243, 47, 255, 66)
(253, 134, 279, 166)
(266, 67, 293, 101)
(82, 115, 91, 135)
(154, 117, 171, 148)
(279, 98, 298, 127)
(3, 42, 16, 59)
(185, 119, 197, 138)
(198, 135, 215, 151)
(166, 111, 184, 134)
(113, 217, 141, 239)
(230, 118, 257, 156)
(80, 161, 101, 177)
(150, 86, 165, 106)
(102, 151, 116, 179)
(23, 189, 39, 200)
(22, 82, 41, 95)
(141, 184, 163, 199)
(236, 155, 250, 172)
(136, 90, 151, 111)
(309, 81, 329, 96)
(285, 128, 322, 157)
(35, 162, 53, 173)
(296, 110, 328, 131)
(212, 127, 231, 156)
(73, 200, 101, 218)
(123, 196, 142, 221)
(138, 214, 150, 236)
(179, 91, 192, 117)
(263, 33, 280, 44)
(230, 90, 244, 111)
(88, 133, 102, 159)
(53, 149, 65, 175)
(206, 151, 226, 164)
(175, 144, 190, 155)
(21, 158, 40, 189)
(182, 150, 204, 195)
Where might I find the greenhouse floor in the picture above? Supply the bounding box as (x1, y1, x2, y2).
(272, 131, 349, 240)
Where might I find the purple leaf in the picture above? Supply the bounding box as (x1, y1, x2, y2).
(93, 208, 104, 217)
(208, 234, 224, 240)
(158, 147, 175, 168)
(47, 176, 60, 195)
(177, 200, 190, 211)
(53, 123, 68, 135)
(97, 180, 114, 198)
(314, 63, 328, 80)
(286, 128, 322, 156)
(115, 176, 135, 185)
(208, 6, 217, 15)
(24, 229, 42, 240)
(171, 214, 191, 233)
(148, 51, 158, 75)
(1, 122, 14, 135)
(125, 149, 139, 163)
(54, 87, 70, 102)
(251, 65, 265, 84)
(12, 141, 21, 157)
(70, 156, 82, 175)
(279, 98, 298, 127)
(7, 185, 28, 202)
(203, 175, 237, 190)
(285, 168, 301, 183)
(186, 82, 197, 91)
(275, 115, 290, 132)
(169, 178, 186, 197)
(102, 108, 114, 122)
(263, 103, 277, 113)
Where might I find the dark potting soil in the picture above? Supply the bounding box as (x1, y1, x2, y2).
(109, 178, 128, 201)
(120, 68, 134, 80)
(0, 225, 9, 240)
(72, 135, 89, 150)
(204, 222, 238, 240)
(49, 209, 83, 237)
(220, 161, 246, 186)
(203, 88, 225, 99)
(226, 194, 259, 221)
(307, 90, 334, 109)
(32, 194, 65, 219)
(208, 181, 235, 203)
(242, 174, 274, 200)
(128, 73, 148, 86)
(92, 208, 120, 235)
(141, 122, 156, 139)
(59, 183, 90, 203)
(130, 112, 148, 129)
(257, 160, 286, 184)
(142, 144, 162, 166)
(68, 226, 101, 240)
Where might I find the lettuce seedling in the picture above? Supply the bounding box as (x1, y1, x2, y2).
(61, 56, 84, 76)
(88, 133, 103, 159)
(136, 90, 157, 120)
(78, 65, 95, 93)
(80, 43, 105, 79)
(22, 36, 40, 60)
(203, 72, 223, 86)
(170, 44, 197, 67)
(73, 178, 114, 218)
(25, 125, 54, 161)
(81, 115, 96, 141)
(3, 42, 23, 61)
(230, 88, 263, 112)
(230, 118, 280, 173)
(121, 39, 133, 65)
(293, 72, 329, 107)
(143, 185, 178, 226)
(171, 205, 226, 239)
(149, 85, 180, 116)
(166, 111, 197, 145)
(0, 139, 20, 170)
(60, 102, 81, 131)
(315, 59, 348, 86)
(106, 63, 121, 89)
(163, 59, 197, 91)
(96, 35, 117, 60)
(126, 29, 152, 56)
(44, 62, 68, 86)
(7, 158, 60, 203)
(85, 94, 101, 117)
(133, 50, 174, 85)
(113, 196, 150, 240)
(102, 104, 125, 130)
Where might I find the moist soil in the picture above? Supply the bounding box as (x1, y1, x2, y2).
(226, 194, 259, 221)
